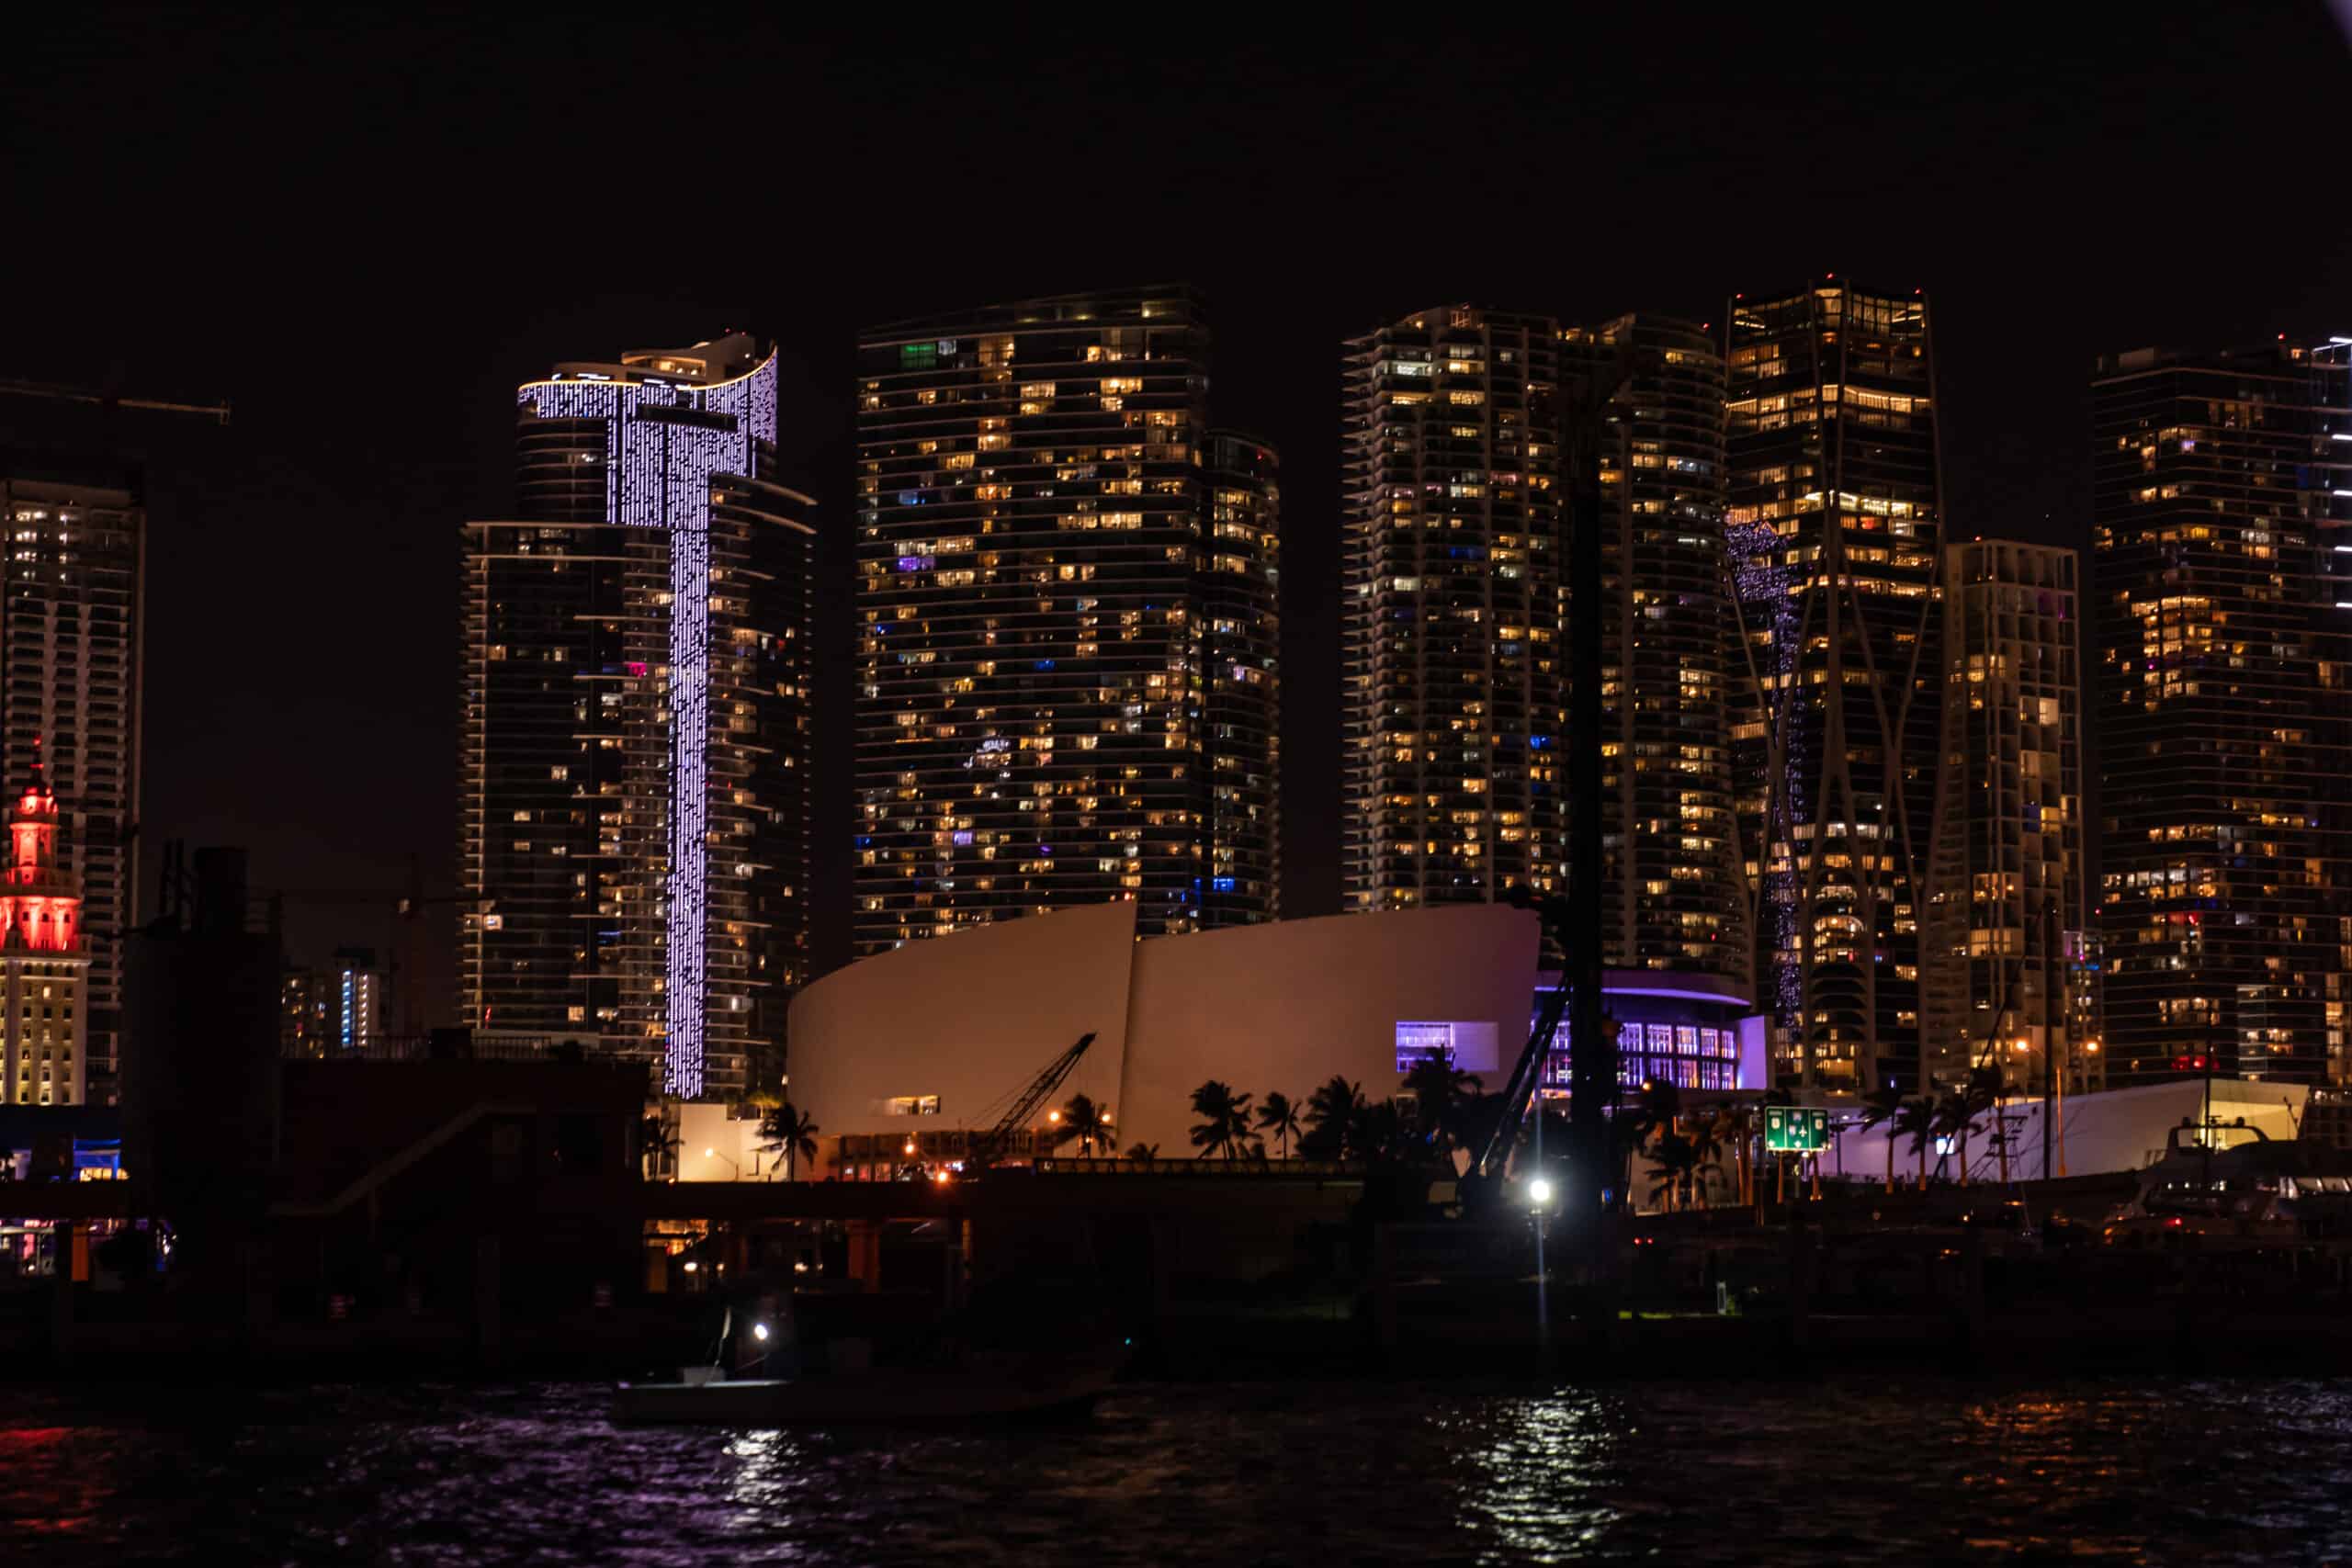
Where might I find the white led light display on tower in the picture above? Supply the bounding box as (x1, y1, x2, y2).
(461, 336, 812, 1101)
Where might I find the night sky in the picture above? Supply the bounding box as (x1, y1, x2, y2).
(6, 11, 2349, 1016)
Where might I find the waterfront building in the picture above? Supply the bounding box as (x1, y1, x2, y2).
(0, 761, 86, 1105)
(0, 477, 140, 1103)
(1922, 540, 2095, 1094)
(2094, 340, 2352, 1086)
(1340, 306, 1565, 917)
(854, 288, 1277, 952)
(458, 334, 814, 1100)
(1559, 314, 1748, 988)
(789, 901, 1761, 1182)
(1724, 282, 1943, 1092)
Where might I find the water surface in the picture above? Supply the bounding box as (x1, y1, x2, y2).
(4, 1375, 2348, 1563)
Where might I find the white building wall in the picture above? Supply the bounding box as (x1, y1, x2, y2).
(785, 899, 1138, 1147)
(784, 900, 1544, 1170)
(1116, 906, 1540, 1156)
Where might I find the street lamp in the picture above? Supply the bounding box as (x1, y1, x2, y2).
(703, 1146, 741, 1180)
(1528, 1176, 1554, 1207)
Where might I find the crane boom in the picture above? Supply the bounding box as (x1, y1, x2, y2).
(968, 1033, 1096, 1169)
(1469, 969, 1570, 1187)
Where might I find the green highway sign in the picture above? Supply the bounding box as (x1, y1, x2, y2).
(1764, 1106, 1831, 1153)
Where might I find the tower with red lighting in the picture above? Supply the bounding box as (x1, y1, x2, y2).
(0, 757, 86, 1104)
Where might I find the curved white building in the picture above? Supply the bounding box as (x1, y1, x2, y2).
(786, 901, 1542, 1174)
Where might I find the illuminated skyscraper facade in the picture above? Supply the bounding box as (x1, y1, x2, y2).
(1202, 431, 1281, 925)
(2094, 341, 2352, 1087)
(1724, 282, 1942, 1091)
(1341, 307, 1564, 914)
(0, 478, 138, 1103)
(1922, 540, 2094, 1094)
(459, 334, 813, 1100)
(1560, 314, 1747, 987)
(854, 288, 1275, 952)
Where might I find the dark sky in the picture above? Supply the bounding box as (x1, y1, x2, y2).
(5, 10, 2349, 1012)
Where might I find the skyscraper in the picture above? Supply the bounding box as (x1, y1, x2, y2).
(1560, 314, 1748, 987)
(1341, 306, 1564, 916)
(1724, 282, 1943, 1092)
(1201, 431, 1281, 925)
(0, 477, 140, 1101)
(854, 287, 1276, 952)
(1923, 539, 2092, 1094)
(459, 334, 813, 1100)
(2094, 340, 2352, 1086)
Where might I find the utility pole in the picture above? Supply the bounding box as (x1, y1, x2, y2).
(1564, 371, 1617, 1230)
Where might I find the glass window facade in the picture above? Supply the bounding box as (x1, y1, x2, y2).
(1724, 284, 1943, 1093)
(854, 288, 1277, 953)
(2093, 342, 2352, 1086)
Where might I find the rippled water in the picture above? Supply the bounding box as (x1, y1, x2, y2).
(5, 1376, 2352, 1564)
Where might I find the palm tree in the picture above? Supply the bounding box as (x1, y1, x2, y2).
(1125, 1141, 1160, 1167)
(759, 1102, 820, 1180)
(1302, 1075, 1365, 1159)
(1647, 1131, 1701, 1213)
(1351, 1098, 1410, 1166)
(1054, 1092, 1114, 1156)
(1857, 1086, 1905, 1190)
(1933, 1075, 1996, 1187)
(1401, 1058, 1484, 1156)
(1254, 1091, 1302, 1158)
(1893, 1097, 1939, 1190)
(639, 1107, 680, 1180)
(1188, 1080, 1254, 1160)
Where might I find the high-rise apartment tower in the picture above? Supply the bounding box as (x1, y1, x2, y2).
(458, 334, 813, 1100)
(1922, 539, 2094, 1094)
(853, 288, 1277, 952)
(1341, 306, 1564, 915)
(1561, 314, 1748, 987)
(1724, 281, 1943, 1092)
(2094, 340, 2352, 1086)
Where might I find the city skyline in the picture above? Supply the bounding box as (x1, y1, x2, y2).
(11, 19, 2352, 1561)
(2, 15, 2347, 1093)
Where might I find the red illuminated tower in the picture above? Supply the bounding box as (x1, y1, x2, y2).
(0, 749, 86, 1103)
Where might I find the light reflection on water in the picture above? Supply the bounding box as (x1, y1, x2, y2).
(1, 1377, 2350, 1563)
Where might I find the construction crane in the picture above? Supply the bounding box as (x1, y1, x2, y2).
(966, 1033, 1096, 1171)
(1459, 916, 1574, 1214)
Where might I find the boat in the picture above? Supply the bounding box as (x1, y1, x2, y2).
(612, 1343, 1129, 1427)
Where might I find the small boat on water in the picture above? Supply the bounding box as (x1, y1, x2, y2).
(613, 1344, 1128, 1427)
